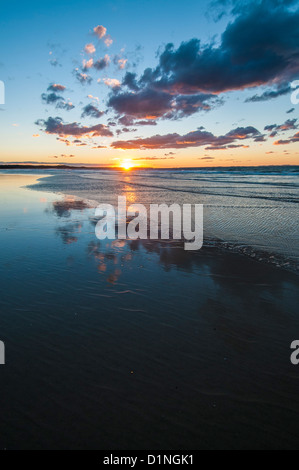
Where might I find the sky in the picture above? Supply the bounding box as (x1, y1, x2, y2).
(0, 0, 299, 168)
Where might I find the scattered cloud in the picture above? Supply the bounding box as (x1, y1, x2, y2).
(81, 103, 104, 118)
(274, 131, 299, 145)
(73, 69, 92, 84)
(104, 35, 113, 47)
(47, 83, 66, 92)
(118, 58, 127, 69)
(264, 118, 298, 137)
(82, 58, 94, 70)
(41, 90, 74, 111)
(132, 156, 175, 161)
(245, 85, 291, 102)
(93, 25, 107, 39)
(103, 78, 121, 88)
(93, 54, 110, 71)
(41, 92, 63, 105)
(36, 116, 113, 138)
(87, 94, 99, 102)
(84, 43, 96, 54)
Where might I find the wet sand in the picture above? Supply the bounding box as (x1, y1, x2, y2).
(0, 174, 299, 449)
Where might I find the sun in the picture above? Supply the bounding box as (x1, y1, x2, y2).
(120, 159, 133, 171)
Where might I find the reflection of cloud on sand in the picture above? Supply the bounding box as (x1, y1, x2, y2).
(56, 222, 82, 244)
(51, 196, 91, 218)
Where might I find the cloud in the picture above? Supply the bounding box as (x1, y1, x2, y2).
(286, 107, 295, 113)
(92, 25, 113, 46)
(93, 25, 107, 39)
(109, 88, 218, 121)
(49, 58, 61, 67)
(87, 94, 99, 101)
(56, 101, 75, 111)
(132, 156, 175, 161)
(41, 92, 63, 105)
(117, 58, 127, 69)
(47, 83, 66, 92)
(84, 43, 96, 54)
(82, 58, 94, 70)
(103, 78, 121, 88)
(104, 35, 113, 47)
(117, 115, 157, 126)
(274, 131, 299, 145)
(73, 69, 92, 84)
(111, 125, 261, 150)
(135, 120, 157, 126)
(41, 91, 74, 111)
(81, 103, 104, 118)
(245, 84, 291, 102)
(264, 118, 298, 137)
(93, 54, 110, 70)
(108, 1, 299, 122)
(36, 116, 113, 138)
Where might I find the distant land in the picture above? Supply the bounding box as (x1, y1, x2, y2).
(0, 164, 298, 171)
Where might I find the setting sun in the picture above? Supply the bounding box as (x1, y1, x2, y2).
(120, 159, 133, 171)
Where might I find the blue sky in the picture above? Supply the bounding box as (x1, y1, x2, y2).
(0, 0, 299, 167)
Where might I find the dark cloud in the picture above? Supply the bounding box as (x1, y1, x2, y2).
(111, 126, 261, 150)
(122, 72, 139, 91)
(286, 107, 295, 113)
(56, 101, 75, 111)
(81, 104, 104, 118)
(41, 92, 63, 105)
(108, 1, 299, 122)
(93, 55, 110, 71)
(36, 116, 113, 138)
(117, 115, 157, 127)
(245, 84, 291, 102)
(264, 118, 298, 136)
(41, 92, 74, 110)
(109, 88, 218, 121)
(274, 131, 299, 145)
(135, 120, 157, 126)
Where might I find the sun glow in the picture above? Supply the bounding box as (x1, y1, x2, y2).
(120, 159, 133, 170)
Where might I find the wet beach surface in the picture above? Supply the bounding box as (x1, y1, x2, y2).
(0, 174, 299, 449)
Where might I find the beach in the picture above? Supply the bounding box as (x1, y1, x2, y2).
(0, 171, 299, 449)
